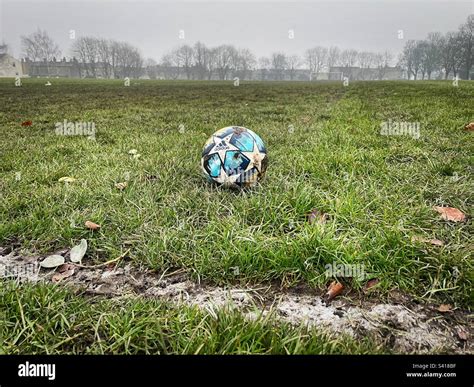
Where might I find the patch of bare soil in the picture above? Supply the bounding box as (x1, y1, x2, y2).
(1, 247, 471, 354)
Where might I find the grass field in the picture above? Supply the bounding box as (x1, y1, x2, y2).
(0, 79, 472, 354)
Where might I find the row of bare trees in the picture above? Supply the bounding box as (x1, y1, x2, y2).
(399, 15, 473, 80)
(157, 43, 257, 80)
(71, 37, 143, 78)
(21, 29, 144, 78)
(157, 43, 394, 80)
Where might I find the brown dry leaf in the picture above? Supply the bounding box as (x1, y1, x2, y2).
(433, 206, 466, 222)
(325, 281, 344, 301)
(464, 122, 474, 131)
(437, 304, 453, 313)
(456, 326, 469, 341)
(411, 236, 444, 246)
(308, 209, 328, 225)
(115, 182, 128, 190)
(52, 267, 75, 283)
(364, 278, 380, 292)
(85, 220, 101, 230)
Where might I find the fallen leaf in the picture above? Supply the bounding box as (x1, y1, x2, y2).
(437, 304, 452, 313)
(308, 209, 328, 225)
(85, 221, 101, 230)
(70, 239, 87, 263)
(115, 182, 128, 190)
(21, 120, 32, 126)
(411, 236, 444, 246)
(128, 149, 138, 155)
(464, 122, 474, 131)
(364, 278, 380, 292)
(58, 176, 76, 183)
(456, 326, 469, 341)
(52, 268, 75, 283)
(325, 281, 344, 301)
(40, 255, 65, 269)
(433, 206, 466, 222)
(105, 262, 117, 271)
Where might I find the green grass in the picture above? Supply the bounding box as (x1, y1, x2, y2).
(0, 282, 383, 354)
(0, 79, 472, 353)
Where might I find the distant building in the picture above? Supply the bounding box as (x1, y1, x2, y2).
(22, 57, 83, 78)
(21, 58, 141, 79)
(0, 53, 23, 77)
(329, 66, 403, 80)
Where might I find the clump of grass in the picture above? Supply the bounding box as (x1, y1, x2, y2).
(0, 282, 384, 354)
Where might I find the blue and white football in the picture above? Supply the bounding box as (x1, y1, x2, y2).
(201, 126, 268, 188)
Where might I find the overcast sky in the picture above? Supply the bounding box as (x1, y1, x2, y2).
(0, 0, 472, 61)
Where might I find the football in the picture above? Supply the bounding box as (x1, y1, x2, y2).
(201, 126, 268, 188)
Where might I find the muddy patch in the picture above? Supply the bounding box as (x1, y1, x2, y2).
(1, 248, 471, 354)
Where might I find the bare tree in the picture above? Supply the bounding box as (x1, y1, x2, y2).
(357, 51, 376, 79)
(374, 51, 393, 79)
(286, 55, 301, 80)
(193, 42, 208, 80)
(161, 50, 182, 80)
(177, 45, 194, 80)
(327, 46, 340, 70)
(205, 47, 217, 80)
(258, 57, 271, 81)
(71, 36, 99, 77)
(145, 58, 158, 79)
(271, 52, 287, 80)
(448, 32, 465, 78)
(215, 45, 237, 80)
(305, 46, 327, 79)
(439, 34, 454, 79)
(234, 48, 256, 80)
(419, 33, 442, 80)
(340, 49, 358, 67)
(96, 38, 112, 78)
(21, 28, 61, 62)
(114, 42, 143, 78)
(458, 15, 473, 79)
(400, 40, 423, 80)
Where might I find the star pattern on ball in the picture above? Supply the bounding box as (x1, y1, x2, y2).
(208, 133, 240, 165)
(242, 145, 266, 172)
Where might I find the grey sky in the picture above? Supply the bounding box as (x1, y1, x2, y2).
(1, 0, 472, 61)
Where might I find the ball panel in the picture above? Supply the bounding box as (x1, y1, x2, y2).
(213, 126, 235, 138)
(203, 153, 222, 178)
(249, 131, 266, 152)
(202, 137, 215, 156)
(224, 150, 250, 175)
(230, 131, 255, 152)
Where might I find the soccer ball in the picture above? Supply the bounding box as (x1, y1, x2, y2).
(201, 126, 268, 188)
